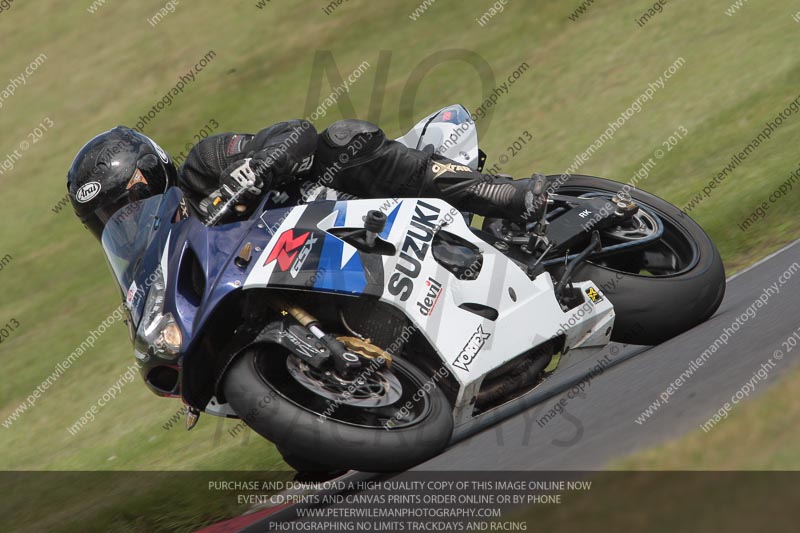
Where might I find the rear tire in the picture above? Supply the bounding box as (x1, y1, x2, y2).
(552, 175, 726, 345)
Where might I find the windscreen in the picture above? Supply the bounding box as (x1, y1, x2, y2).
(101, 194, 165, 293)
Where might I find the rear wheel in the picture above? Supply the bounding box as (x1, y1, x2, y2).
(485, 175, 725, 345)
(222, 346, 453, 473)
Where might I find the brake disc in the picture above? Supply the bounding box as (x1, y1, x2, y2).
(286, 339, 401, 408)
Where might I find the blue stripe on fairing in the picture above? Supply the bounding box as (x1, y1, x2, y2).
(313, 202, 366, 293)
(334, 205, 346, 227)
(381, 202, 402, 239)
(314, 236, 367, 293)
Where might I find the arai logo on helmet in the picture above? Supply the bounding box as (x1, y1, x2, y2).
(76, 181, 102, 203)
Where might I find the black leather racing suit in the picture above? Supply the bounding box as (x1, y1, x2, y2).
(178, 119, 542, 222)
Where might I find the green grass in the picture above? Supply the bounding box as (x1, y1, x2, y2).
(1, 0, 800, 529)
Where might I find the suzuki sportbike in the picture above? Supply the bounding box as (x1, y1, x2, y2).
(101, 105, 725, 472)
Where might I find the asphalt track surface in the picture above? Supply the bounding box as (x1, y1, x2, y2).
(418, 238, 800, 470)
(210, 240, 800, 532)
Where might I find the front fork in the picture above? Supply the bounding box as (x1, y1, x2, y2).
(271, 298, 363, 376)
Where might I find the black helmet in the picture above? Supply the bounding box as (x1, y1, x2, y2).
(67, 126, 178, 240)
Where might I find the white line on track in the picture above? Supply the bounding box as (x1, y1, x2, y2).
(726, 239, 799, 282)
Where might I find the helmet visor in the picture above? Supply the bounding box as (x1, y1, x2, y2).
(82, 192, 131, 241)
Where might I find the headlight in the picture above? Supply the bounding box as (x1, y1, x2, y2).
(134, 276, 182, 359)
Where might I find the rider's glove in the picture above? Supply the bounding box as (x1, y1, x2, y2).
(200, 158, 273, 221)
(219, 158, 272, 202)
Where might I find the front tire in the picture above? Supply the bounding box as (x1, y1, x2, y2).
(222, 348, 453, 473)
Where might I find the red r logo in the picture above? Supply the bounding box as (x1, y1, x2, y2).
(264, 230, 310, 270)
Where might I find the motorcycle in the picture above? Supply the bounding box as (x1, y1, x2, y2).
(101, 105, 725, 472)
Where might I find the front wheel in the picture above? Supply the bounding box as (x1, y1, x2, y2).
(222, 347, 453, 473)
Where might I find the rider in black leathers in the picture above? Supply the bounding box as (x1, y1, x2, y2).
(67, 119, 546, 239)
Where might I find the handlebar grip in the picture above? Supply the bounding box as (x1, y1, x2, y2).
(202, 187, 247, 226)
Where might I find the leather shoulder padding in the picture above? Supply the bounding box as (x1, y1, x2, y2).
(323, 119, 381, 147)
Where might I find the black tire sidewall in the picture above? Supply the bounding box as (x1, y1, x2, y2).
(222, 350, 454, 472)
